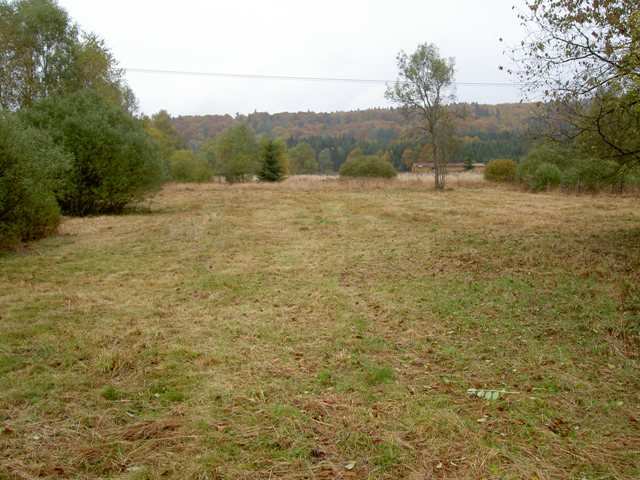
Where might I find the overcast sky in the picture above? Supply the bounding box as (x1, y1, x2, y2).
(57, 0, 527, 116)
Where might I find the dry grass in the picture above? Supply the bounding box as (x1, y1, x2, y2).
(281, 172, 487, 189)
(1, 178, 639, 479)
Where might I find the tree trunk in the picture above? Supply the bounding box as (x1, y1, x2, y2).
(436, 161, 447, 190)
(433, 143, 446, 191)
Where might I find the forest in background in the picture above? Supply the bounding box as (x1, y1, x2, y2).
(172, 103, 536, 171)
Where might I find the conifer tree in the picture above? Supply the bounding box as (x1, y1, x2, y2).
(463, 156, 474, 171)
(258, 139, 285, 182)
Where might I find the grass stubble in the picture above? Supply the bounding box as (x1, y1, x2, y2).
(1, 175, 639, 479)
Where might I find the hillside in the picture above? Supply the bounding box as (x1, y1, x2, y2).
(174, 103, 536, 144)
(172, 103, 538, 167)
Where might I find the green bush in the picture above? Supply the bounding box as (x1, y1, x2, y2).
(21, 90, 163, 215)
(517, 159, 543, 187)
(563, 158, 619, 192)
(339, 155, 397, 179)
(521, 143, 575, 171)
(0, 114, 68, 248)
(531, 162, 563, 191)
(484, 159, 517, 182)
(169, 150, 211, 182)
(519, 143, 630, 192)
(203, 124, 259, 183)
(624, 168, 640, 190)
(517, 143, 571, 188)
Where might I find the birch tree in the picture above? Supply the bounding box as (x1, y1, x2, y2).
(385, 43, 456, 190)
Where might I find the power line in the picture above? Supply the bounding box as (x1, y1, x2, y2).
(123, 67, 525, 87)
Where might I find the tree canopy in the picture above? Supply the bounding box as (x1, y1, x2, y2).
(0, 0, 134, 111)
(513, 0, 640, 169)
(288, 142, 318, 174)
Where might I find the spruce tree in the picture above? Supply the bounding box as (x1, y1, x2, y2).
(258, 139, 285, 182)
(463, 156, 474, 171)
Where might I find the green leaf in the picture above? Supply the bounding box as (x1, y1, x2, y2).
(467, 388, 506, 401)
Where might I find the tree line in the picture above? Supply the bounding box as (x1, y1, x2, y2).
(144, 118, 399, 183)
(156, 112, 529, 179)
(172, 105, 534, 169)
(172, 104, 535, 147)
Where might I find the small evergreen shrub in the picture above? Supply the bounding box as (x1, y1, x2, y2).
(21, 90, 163, 215)
(339, 155, 397, 179)
(531, 162, 563, 191)
(0, 114, 68, 248)
(484, 159, 517, 182)
(463, 157, 474, 171)
(258, 139, 286, 182)
(169, 150, 212, 182)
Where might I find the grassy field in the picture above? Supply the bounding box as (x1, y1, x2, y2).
(1, 178, 639, 479)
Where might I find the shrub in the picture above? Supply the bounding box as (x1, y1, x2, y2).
(517, 143, 572, 188)
(515, 146, 562, 191)
(169, 150, 211, 182)
(0, 114, 68, 248)
(517, 158, 543, 187)
(521, 143, 575, 171)
(339, 155, 397, 179)
(21, 90, 163, 215)
(531, 162, 562, 191)
(204, 124, 259, 183)
(624, 168, 640, 190)
(519, 143, 629, 192)
(566, 158, 619, 192)
(484, 159, 517, 182)
(463, 157, 474, 171)
(516, 141, 640, 193)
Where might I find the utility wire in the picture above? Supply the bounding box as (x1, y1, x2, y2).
(124, 67, 525, 87)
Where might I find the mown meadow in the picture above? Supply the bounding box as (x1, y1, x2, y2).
(1, 178, 639, 479)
